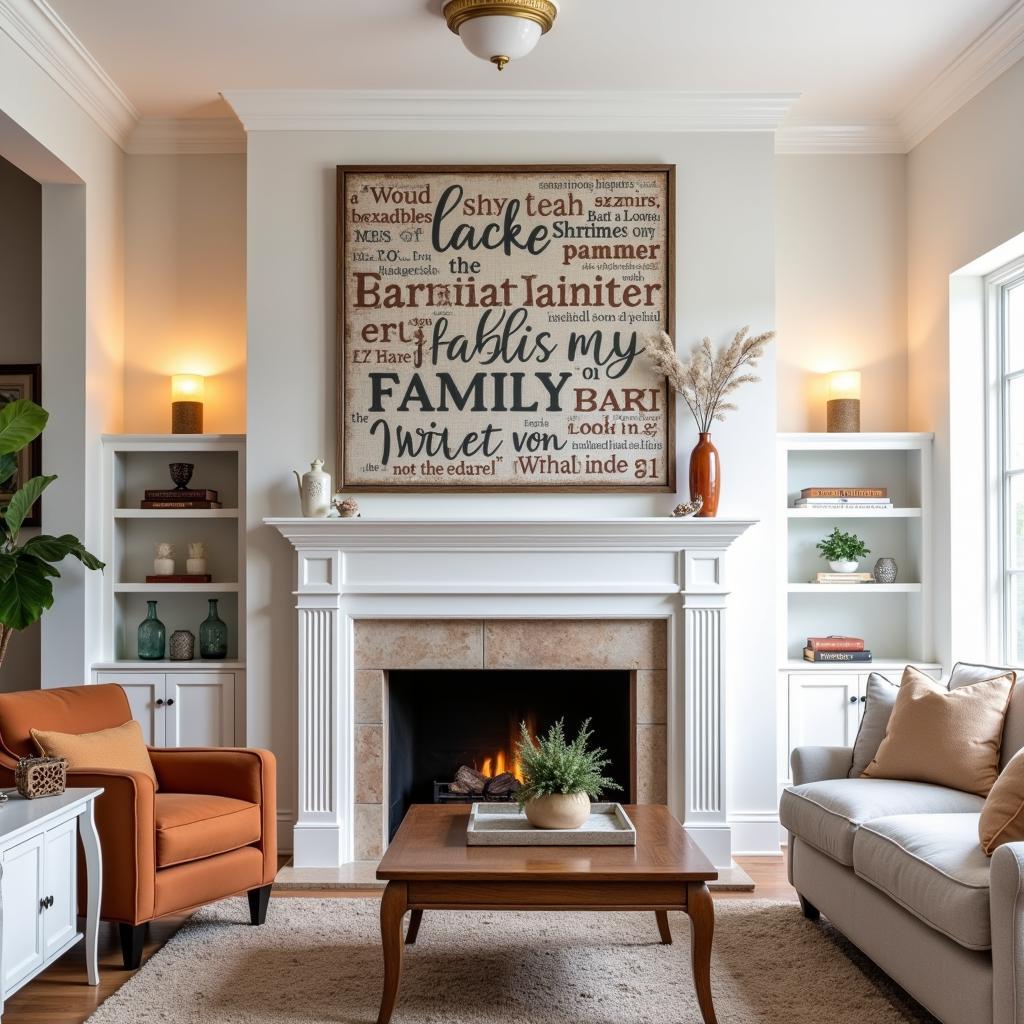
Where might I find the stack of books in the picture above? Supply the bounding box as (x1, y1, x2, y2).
(803, 636, 871, 662)
(814, 571, 874, 584)
(140, 487, 221, 510)
(794, 487, 892, 510)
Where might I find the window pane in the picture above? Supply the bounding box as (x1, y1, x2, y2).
(1008, 283, 1024, 373)
(1007, 376, 1024, 469)
(1010, 574, 1024, 663)
(1010, 475, 1024, 568)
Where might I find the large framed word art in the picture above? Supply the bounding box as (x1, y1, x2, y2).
(337, 164, 675, 491)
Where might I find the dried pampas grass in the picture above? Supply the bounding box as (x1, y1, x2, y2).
(646, 327, 774, 433)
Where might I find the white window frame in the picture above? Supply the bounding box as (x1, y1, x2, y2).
(987, 255, 1024, 663)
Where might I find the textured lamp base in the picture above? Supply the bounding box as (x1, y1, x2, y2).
(826, 398, 860, 432)
(172, 400, 203, 434)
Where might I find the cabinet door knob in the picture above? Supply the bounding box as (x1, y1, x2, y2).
(861, 695, 867, 703)
(166, 698, 175, 707)
(155, 698, 165, 707)
(849, 696, 858, 704)
(39, 897, 47, 911)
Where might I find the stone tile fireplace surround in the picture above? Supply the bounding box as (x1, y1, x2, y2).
(353, 618, 668, 860)
(268, 518, 753, 871)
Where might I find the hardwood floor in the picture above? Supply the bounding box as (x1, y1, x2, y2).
(1, 855, 795, 1024)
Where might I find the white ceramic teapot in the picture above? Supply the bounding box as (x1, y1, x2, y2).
(293, 458, 332, 518)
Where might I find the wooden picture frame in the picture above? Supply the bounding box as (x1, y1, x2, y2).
(0, 363, 42, 527)
(337, 164, 675, 492)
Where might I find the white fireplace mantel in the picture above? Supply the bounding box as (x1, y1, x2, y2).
(267, 517, 754, 869)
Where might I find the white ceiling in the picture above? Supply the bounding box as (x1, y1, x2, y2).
(44, 0, 1018, 125)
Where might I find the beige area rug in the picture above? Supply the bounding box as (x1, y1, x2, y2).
(86, 897, 937, 1023)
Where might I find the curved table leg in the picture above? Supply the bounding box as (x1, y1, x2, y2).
(80, 800, 103, 987)
(655, 910, 672, 944)
(686, 882, 717, 1024)
(377, 882, 408, 1024)
(405, 909, 423, 945)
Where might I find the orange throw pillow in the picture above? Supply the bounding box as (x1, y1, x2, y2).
(31, 719, 158, 789)
(861, 665, 1014, 796)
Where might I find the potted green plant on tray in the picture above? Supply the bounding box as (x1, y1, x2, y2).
(0, 399, 104, 670)
(816, 527, 870, 574)
(514, 718, 621, 830)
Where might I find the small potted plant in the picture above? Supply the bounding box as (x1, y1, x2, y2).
(816, 527, 870, 573)
(514, 718, 621, 830)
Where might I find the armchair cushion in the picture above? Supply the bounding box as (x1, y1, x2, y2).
(32, 719, 158, 788)
(155, 793, 261, 868)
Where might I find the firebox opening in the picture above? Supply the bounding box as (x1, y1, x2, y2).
(387, 670, 634, 842)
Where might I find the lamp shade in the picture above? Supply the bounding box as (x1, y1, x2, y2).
(171, 374, 205, 434)
(827, 370, 861, 402)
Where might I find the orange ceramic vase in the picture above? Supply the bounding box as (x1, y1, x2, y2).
(689, 432, 720, 517)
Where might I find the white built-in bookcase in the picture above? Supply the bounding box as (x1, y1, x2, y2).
(775, 433, 940, 792)
(90, 435, 245, 749)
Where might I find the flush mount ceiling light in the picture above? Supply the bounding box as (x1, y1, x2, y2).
(443, 0, 559, 71)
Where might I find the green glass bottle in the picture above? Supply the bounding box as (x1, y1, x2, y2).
(137, 600, 166, 660)
(199, 598, 228, 660)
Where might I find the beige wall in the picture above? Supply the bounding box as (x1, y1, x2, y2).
(124, 154, 246, 434)
(907, 58, 1024, 669)
(776, 154, 907, 432)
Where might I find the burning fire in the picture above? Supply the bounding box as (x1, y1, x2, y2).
(477, 714, 536, 782)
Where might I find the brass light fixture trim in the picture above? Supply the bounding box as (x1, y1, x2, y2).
(443, 0, 558, 36)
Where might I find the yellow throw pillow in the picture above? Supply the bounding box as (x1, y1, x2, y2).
(980, 748, 1024, 854)
(861, 665, 1014, 796)
(31, 719, 158, 789)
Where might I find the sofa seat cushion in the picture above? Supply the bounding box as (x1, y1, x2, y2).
(155, 793, 262, 869)
(853, 813, 991, 950)
(780, 779, 984, 866)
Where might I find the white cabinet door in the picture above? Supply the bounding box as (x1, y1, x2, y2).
(93, 672, 166, 745)
(1, 834, 45, 993)
(789, 673, 861, 753)
(42, 819, 78, 958)
(165, 673, 235, 747)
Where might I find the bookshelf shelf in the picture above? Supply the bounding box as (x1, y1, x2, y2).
(787, 583, 922, 594)
(786, 507, 922, 519)
(113, 583, 240, 594)
(114, 508, 240, 519)
(776, 432, 936, 798)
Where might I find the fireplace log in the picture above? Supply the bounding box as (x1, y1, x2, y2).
(484, 772, 521, 797)
(454, 765, 488, 795)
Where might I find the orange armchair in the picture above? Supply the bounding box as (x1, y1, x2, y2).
(0, 684, 277, 969)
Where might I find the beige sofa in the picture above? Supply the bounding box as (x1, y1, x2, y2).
(781, 667, 1024, 1024)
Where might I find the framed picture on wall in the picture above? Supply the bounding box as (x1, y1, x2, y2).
(0, 363, 42, 527)
(336, 164, 675, 491)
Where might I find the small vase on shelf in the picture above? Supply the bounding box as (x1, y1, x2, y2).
(138, 601, 166, 660)
(688, 433, 720, 517)
(199, 599, 228, 660)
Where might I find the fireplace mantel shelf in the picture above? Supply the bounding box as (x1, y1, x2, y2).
(265, 517, 756, 552)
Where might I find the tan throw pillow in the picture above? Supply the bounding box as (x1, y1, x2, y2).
(31, 719, 158, 789)
(861, 665, 1014, 796)
(980, 748, 1024, 854)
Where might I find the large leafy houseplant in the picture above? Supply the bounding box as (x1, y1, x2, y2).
(514, 718, 620, 829)
(0, 399, 104, 668)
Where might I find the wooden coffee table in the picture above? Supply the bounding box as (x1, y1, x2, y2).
(375, 803, 718, 1024)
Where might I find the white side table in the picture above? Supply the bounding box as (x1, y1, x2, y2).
(0, 788, 103, 1019)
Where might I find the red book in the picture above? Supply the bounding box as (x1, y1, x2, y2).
(140, 500, 222, 509)
(806, 636, 865, 652)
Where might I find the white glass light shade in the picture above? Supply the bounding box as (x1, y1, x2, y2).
(827, 370, 862, 402)
(457, 15, 543, 64)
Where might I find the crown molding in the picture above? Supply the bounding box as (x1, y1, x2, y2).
(125, 117, 245, 155)
(774, 122, 905, 155)
(221, 89, 800, 133)
(900, 0, 1024, 150)
(0, 0, 138, 148)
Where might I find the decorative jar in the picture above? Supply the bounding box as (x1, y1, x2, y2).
(169, 629, 195, 661)
(199, 599, 228, 659)
(138, 601, 166, 660)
